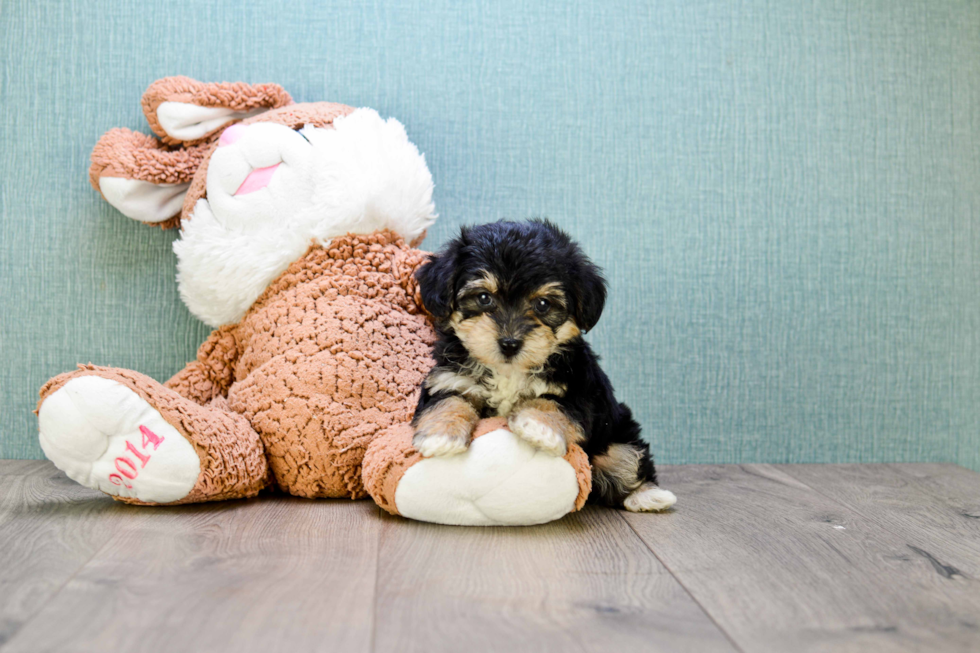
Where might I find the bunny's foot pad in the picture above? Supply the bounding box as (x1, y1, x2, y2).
(38, 376, 200, 504)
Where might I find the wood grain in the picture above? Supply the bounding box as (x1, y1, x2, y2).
(887, 463, 980, 526)
(373, 505, 736, 653)
(0, 462, 139, 647)
(2, 495, 380, 653)
(624, 464, 980, 653)
(783, 463, 980, 576)
(0, 460, 56, 476)
(5, 461, 980, 652)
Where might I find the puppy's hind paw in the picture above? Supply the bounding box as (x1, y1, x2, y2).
(624, 483, 677, 512)
(413, 433, 469, 458)
(509, 412, 567, 456)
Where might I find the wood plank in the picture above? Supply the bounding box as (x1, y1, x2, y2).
(0, 460, 55, 476)
(3, 497, 380, 653)
(373, 505, 737, 653)
(783, 463, 980, 576)
(887, 463, 980, 523)
(624, 464, 980, 653)
(0, 464, 140, 648)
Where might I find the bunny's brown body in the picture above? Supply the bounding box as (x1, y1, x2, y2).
(41, 233, 435, 502)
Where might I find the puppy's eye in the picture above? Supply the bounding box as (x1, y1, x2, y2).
(534, 298, 551, 314)
(477, 293, 494, 307)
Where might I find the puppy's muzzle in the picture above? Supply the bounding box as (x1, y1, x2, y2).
(498, 337, 523, 358)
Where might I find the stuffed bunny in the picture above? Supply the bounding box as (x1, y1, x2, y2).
(36, 77, 591, 525)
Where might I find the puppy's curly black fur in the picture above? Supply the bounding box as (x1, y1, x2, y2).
(412, 219, 674, 512)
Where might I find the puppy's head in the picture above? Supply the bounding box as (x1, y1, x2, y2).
(416, 219, 606, 370)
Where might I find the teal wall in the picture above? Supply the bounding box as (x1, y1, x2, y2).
(2, 1, 979, 469)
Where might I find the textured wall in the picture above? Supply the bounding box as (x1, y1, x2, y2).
(1, 1, 978, 469)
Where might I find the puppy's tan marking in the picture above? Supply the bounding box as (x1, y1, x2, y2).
(554, 320, 581, 343)
(514, 319, 577, 370)
(517, 329, 557, 370)
(508, 398, 584, 456)
(458, 272, 499, 296)
(529, 282, 565, 301)
(592, 443, 645, 502)
(412, 395, 479, 457)
(451, 313, 505, 368)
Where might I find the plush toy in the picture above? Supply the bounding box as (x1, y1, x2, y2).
(36, 77, 591, 526)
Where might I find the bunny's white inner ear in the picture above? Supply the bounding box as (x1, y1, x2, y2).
(99, 177, 190, 223)
(156, 102, 269, 141)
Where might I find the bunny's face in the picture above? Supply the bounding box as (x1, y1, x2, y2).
(177, 109, 436, 326)
(202, 115, 434, 244)
(90, 77, 437, 327)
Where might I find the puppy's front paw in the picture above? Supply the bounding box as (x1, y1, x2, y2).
(509, 411, 567, 456)
(624, 483, 677, 512)
(413, 432, 470, 458)
(411, 396, 478, 458)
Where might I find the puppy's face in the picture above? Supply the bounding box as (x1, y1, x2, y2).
(450, 273, 580, 370)
(416, 220, 606, 372)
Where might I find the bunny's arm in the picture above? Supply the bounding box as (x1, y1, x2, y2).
(393, 244, 432, 316)
(165, 325, 240, 405)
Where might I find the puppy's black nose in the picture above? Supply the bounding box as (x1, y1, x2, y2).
(498, 338, 523, 358)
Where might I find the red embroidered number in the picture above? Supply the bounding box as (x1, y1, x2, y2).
(140, 425, 164, 450)
(107, 425, 166, 491)
(125, 440, 150, 467)
(115, 456, 138, 479)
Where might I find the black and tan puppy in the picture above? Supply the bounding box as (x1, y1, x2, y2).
(412, 219, 675, 512)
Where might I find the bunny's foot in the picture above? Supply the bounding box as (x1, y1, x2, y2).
(39, 375, 198, 503)
(38, 366, 269, 505)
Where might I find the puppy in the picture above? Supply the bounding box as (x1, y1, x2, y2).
(412, 219, 676, 512)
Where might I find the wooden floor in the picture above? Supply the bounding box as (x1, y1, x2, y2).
(1, 462, 979, 653)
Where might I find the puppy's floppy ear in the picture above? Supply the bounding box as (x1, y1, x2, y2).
(572, 260, 607, 333)
(415, 243, 461, 318)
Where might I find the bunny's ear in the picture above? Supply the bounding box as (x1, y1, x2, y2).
(141, 76, 293, 145)
(89, 128, 208, 227)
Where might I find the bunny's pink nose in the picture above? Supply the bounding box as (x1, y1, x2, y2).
(218, 123, 247, 147)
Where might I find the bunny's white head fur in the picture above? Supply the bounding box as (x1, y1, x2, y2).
(173, 108, 437, 327)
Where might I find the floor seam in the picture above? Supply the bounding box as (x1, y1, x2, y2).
(616, 510, 747, 653)
(368, 506, 383, 653)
